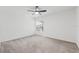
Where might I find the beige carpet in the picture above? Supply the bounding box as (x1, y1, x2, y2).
(0, 34, 79, 53)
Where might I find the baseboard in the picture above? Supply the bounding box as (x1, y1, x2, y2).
(39, 33, 79, 48)
(75, 40, 79, 48)
(1, 33, 78, 48)
(40, 33, 76, 43)
(0, 34, 34, 43)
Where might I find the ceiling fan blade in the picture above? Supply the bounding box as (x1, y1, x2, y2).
(39, 10, 47, 12)
(35, 6, 39, 8)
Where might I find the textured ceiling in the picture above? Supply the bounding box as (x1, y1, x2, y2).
(24, 6, 76, 17)
(26, 6, 76, 14)
(40, 6, 76, 14)
(0, 6, 76, 17)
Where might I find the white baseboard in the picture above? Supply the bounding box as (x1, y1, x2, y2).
(40, 33, 79, 48)
(75, 40, 79, 48)
(39, 33, 76, 42)
(0, 34, 34, 43)
(1, 33, 79, 48)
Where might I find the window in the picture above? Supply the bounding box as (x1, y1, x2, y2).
(35, 20, 44, 32)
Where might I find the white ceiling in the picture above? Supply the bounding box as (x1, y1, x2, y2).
(25, 6, 76, 17)
(0, 6, 76, 17)
(40, 6, 76, 14)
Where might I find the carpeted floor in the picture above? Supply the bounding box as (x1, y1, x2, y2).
(0, 34, 79, 53)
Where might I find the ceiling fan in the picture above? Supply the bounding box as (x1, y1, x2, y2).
(27, 6, 47, 15)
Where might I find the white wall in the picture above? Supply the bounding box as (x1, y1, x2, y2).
(41, 8, 77, 42)
(77, 7, 79, 40)
(0, 7, 35, 42)
(0, 6, 77, 43)
(76, 7, 79, 47)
